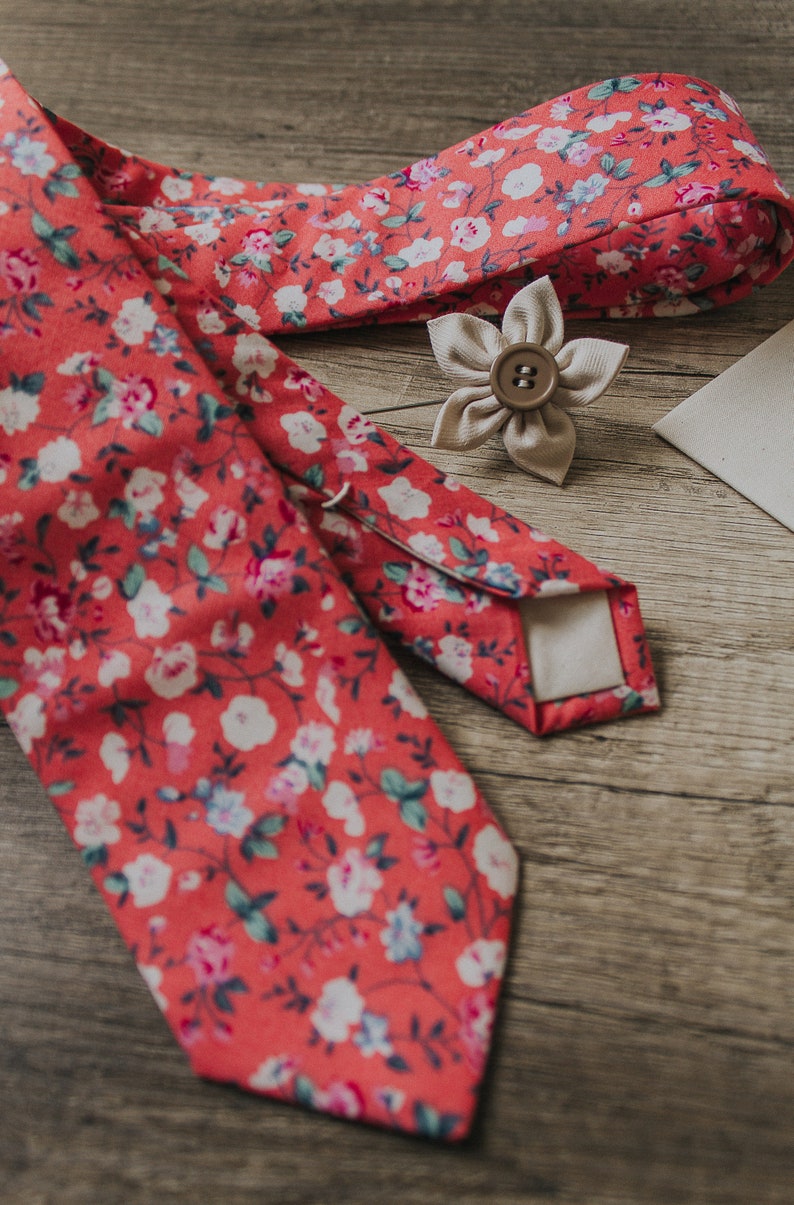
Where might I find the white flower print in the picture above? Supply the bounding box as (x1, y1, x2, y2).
(220, 695, 277, 751)
(291, 721, 336, 765)
(249, 1055, 299, 1092)
(6, 692, 46, 754)
(472, 148, 505, 167)
(322, 780, 365, 837)
(456, 938, 507, 987)
(435, 634, 474, 683)
(318, 279, 346, 305)
(338, 404, 375, 445)
(160, 175, 193, 201)
(359, 186, 390, 215)
(502, 162, 543, 200)
(73, 793, 122, 847)
(466, 514, 499, 543)
(430, 769, 477, 813)
(442, 260, 469, 283)
(9, 135, 55, 178)
(57, 488, 99, 529)
(313, 233, 349, 263)
(641, 106, 692, 133)
(99, 732, 130, 784)
(137, 963, 168, 1012)
(232, 332, 277, 380)
(139, 207, 178, 235)
(732, 138, 768, 165)
(400, 236, 444, 267)
(144, 642, 199, 700)
(311, 976, 365, 1043)
(536, 127, 569, 153)
(406, 531, 446, 562)
(274, 284, 308, 314)
(163, 711, 195, 744)
(125, 467, 167, 516)
(174, 470, 209, 518)
(587, 111, 632, 132)
(595, 249, 632, 274)
(377, 476, 431, 521)
(0, 385, 40, 435)
(327, 848, 383, 917)
(274, 641, 304, 687)
(315, 670, 340, 725)
(387, 668, 427, 718)
(122, 853, 173, 907)
(36, 436, 81, 482)
(280, 411, 326, 454)
(127, 578, 172, 638)
(56, 350, 101, 377)
(450, 217, 491, 251)
(473, 824, 519, 900)
(97, 649, 131, 687)
(112, 296, 158, 345)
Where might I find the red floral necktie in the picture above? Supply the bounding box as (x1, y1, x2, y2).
(1, 62, 791, 1140)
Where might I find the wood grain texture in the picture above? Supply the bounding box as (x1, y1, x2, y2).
(0, 2, 792, 1201)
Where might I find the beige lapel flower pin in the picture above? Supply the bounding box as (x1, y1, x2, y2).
(427, 276, 629, 484)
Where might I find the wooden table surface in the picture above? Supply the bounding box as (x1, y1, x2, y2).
(0, 2, 792, 1202)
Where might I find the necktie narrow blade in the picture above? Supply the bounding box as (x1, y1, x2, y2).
(60, 72, 793, 329)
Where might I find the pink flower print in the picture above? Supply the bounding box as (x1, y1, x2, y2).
(567, 141, 595, 167)
(241, 227, 275, 259)
(359, 186, 390, 215)
(144, 642, 199, 700)
(245, 549, 298, 602)
(327, 849, 383, 917)
(0, 511, 25, 564)
(403, 563, 447, 613)
(458, 990, 495, 1073)
(203, 504, 248, 550)
(0, 247, 40, 293)
(186, 925, 235, 987)
(674, 180, 721, 206)
(314, 1081, 365, 1119)
(411, 836, 441, 875)
(284, 366, 325, 401)
(654, 265, 689, 294)
(114, 373, 157, 427)
(440, 180, 473, 208)
(265, 763, 310, 812)
(163, 711, 196, 773)
(405, 157, 443, 191)
(27, 579, 75, 644)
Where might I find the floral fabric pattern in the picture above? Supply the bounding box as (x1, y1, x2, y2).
(0, 62, 791, 1140)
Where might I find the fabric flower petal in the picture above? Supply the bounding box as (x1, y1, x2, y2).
(431, 388, 509, 450)
(501, 404, 576, 484)
(427, 313, 505, 377)
(502, 276, 565, 352)
(554, 337, 629, 408)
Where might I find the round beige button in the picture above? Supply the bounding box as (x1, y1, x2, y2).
(489, 342, 559, 412)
